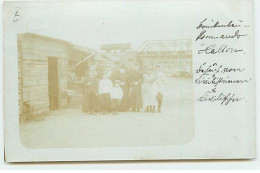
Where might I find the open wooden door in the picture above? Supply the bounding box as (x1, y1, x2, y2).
(48, 57, 59, 110)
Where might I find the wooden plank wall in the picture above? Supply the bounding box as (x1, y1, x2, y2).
(18, 34, 69, 119)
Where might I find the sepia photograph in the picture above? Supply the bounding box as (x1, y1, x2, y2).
(16, 2, 194, 148)
(3, 0, 255, 162)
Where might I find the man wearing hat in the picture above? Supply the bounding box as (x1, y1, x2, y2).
(129, 64, 143, 112)
(82, 70, 98, 114)
(110, 80, 123, 115)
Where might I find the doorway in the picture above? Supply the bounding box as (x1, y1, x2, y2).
(48, 57, 59, 110)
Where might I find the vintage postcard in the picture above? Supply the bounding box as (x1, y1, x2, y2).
(3, 0, 255, 162)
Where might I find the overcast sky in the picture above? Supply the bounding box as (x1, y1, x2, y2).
(19, 1, 193, 50)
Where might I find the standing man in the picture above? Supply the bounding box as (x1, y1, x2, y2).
(110, 80, 123, 115)
(115, 65, 130, 112)
(99, 73, 113, 114)
(129, 64, 143, 112)
(82, 70, 98, 114)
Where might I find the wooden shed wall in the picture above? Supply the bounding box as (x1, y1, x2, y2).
(18, 33, 69, 120)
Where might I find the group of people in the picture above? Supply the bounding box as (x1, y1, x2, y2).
(82, 62, 165, 115)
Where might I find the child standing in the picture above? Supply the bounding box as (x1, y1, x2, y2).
(110, 80, 123, 115)
(99, 73, 113, 114)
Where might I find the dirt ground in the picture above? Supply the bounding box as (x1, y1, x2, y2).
(20, 77, 194, 148)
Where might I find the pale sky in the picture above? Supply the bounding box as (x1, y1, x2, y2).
(19, 1, 193, 50)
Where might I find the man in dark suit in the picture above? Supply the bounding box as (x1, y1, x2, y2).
(82, 70, 98, 114)
(129, 64, 143, 112)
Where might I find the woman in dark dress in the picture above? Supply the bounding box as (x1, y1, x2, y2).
(129, 64, 143, 112)
(117, 66, 130, 112)
(82, 70, 98, 114)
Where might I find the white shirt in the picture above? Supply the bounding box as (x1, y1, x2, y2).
(99, 79, 113, 94)
(110, 87, 123, 100)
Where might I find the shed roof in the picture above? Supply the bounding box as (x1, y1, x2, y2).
(20, 32, 98, 57)
(19, 32, 70, 44)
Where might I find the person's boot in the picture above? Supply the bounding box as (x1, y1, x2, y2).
(145, 106, 149, 112)
(130, 108, 135, 112)
(158, 102, 162, 113)
(158, 106, 161, 113)
(151, 106, 156, 113)
(157, 93, 163, 113)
